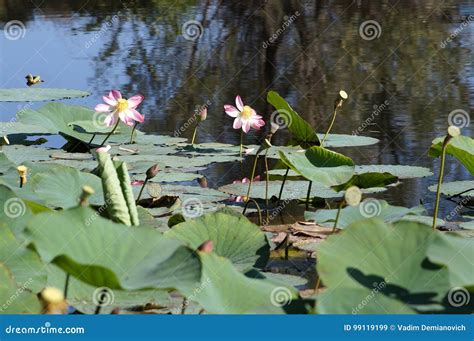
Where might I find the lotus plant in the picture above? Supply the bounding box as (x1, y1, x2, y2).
(321, 90, 348, 146)
(95, 90, 145, 147)
(191, 106, 208, 145)
(224, 95, 265, 156)
(432, 125, 461, 230)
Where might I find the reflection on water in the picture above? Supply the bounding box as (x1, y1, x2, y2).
(0, 0, 472, 214)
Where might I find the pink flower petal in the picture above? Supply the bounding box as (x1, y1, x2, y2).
(224, 105, 240, 117)
(242, 120, 251, 133)
(111, 89, 122, 101)
(235, 96, 244, 111)
(233, 117, 243, 130)
(131, 180, 145, 186)
(253, 175, 261, 182)
(119, 111, 135, 126)
(95, 103, 112, 112)
(127, 95, 144, 109)
(126, 109, 145, 123)
(104, 113, 116, 127)
(103, 95, 117, 106)
(96, 145, 111, 153)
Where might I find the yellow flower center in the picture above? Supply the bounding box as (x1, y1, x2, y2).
(116, 98, 128, 112)
(241, 105, 253, 119)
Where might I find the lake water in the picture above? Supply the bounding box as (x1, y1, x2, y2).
(0, 0, 472, 217)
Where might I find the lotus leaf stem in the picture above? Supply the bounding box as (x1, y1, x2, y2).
(432, 135, 452, 230)
(136, 178, 149, 204)
(99, 120, 120, 148)
(278, 167, 290, 200)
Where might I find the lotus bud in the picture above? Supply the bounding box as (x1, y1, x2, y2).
(198, 240, 214, 253)
(270, 122, 279, 134)
(146, 164, 160, 180)
(447, 125, 461, 138)
(40, 287, 68, 314)
(96, 145, 111, 153)
(17, 165, 27, 188)
(344, 186, 362, 206)
(80, 185, 95, 206)
(198, 107, 207, 122)
(335, 90, 348, 109)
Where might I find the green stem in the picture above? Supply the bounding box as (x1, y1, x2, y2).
(278, 167, 290, 200)
(331, 200, 344, 234)
(242, 198, 263, 225)
(99, 120, 120, 148)
(305, 181, 313, 210)
(242, 155, 259, 215)
(432, 135, 451, 230)
(87, 134, 96, 148)
(136, 178, 149, 204)
(240, 130, 243, 157)
(64, 273, 70, 299)
(264, 151, 270, 223)
(191, 122, 199, 145)
(321, 107, 338, 147)
(129, 122, 138, 144)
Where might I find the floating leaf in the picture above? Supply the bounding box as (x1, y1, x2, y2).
(279, 146, 355, 186)
(0, 121, 51, 135)
(332, 172, 398, 192)
(26, 207, 202, 292)
(428, 180, 474, 198)
(166, 210, 269, 271)
(316, 134, 379, 148)
(355, 165, 433, 179)
(0, 88, 89, 102)
(0, 264, 41, 314)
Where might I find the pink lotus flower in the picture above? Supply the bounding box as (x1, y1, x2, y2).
(95, 90, 145, 127)
(224, 96, 265, 133)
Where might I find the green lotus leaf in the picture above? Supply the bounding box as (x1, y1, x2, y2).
(0, 121, 51, 135)
(279, 146, 355, 186)
(267, 91, 320, 145)
(184, 253, 297, 314)
(306, 200, 426, 229)
(355, 165, 433, 179)
(332, 172, 398, 192)
(26, 207, 202, 292)
(315, 134, 379, 148)
(428, 180, 474, 198)
(30, 166, 103, 209)
(317, 219, 457, 313)
(0, 88, 89, 102)
(429, 135, 474, 175)
(0, 264, 41, 314)
(165, 210, 269, 271)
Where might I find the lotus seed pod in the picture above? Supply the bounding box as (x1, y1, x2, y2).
(80, 185, 95, 206)
(339, 90, 348, 100)
(146, 164, 160, 179)
(447, 125, 461, 138)
(40, 287, 68, 314)
(17, 165, 27, 177)
(344, 186, 362, 206)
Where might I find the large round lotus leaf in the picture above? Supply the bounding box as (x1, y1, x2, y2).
(428, 181, 474, 197)
(177, 143, 240, 156)
(0, 121, 51, 135)
(316, 134, 379, 147)
(461, 221, 474, 230)
(429, 135, 474, 175)
(119, 153, 239, 169)
(165, 210, 269, 271)
(332, 172, 398, 192)
(26, 207, 202, 292)
(30, 166, 104, 208)
(279, 146, 355, 186)
(355, 165, 433, 179)
(0, 185, 40, 235)
(2, 145, 53, 164)
(0, 264, 41, 313)
(0, 226, 46, 292)
(267, 91, 320, 145)
(110, 144, 180, 156)
(110, 133, 187, 145)
(317, 219, 454, 313)
(426, 233, 474, 288)
(0, 88, 89, 102)
(0, 153, 15, 173)
(46, 264, 171, 314)
(183, 253, 298, 314)
(305, 200, 426, 228)
(155, 184, 228, 203)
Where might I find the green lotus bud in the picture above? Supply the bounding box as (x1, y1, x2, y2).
(146, 164, 160, 179)
(447, 125, 461, 138)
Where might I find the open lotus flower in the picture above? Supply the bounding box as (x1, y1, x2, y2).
(95, 90, 145, 127)
(224, 96, 265, 133)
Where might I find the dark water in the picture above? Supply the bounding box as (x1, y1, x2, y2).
(0, 0, 473, 217)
